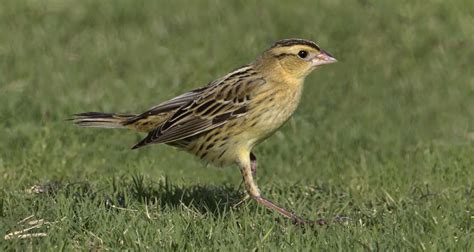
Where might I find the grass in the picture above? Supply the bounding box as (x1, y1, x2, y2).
(1, 0, 473, 250)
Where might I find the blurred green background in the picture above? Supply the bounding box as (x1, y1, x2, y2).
(0, 0, 472, 250)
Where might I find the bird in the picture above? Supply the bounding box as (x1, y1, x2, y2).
(72, 38, 337, 225)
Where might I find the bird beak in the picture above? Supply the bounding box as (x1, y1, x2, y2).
(312, 49, 337, 67)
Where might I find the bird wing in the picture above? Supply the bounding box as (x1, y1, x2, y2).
(131, 75, 266, 149)
(124, 86, 207, 125)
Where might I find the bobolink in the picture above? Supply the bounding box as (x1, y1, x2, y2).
(73, 38, 337, 225)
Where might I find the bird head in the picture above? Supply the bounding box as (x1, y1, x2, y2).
(257, 38, 337, 80)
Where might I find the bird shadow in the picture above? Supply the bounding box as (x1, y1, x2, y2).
(27, 175, 245, 218)
(123, 175, 244, 216)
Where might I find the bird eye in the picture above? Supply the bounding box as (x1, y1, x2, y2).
(297, 50, 308, 59)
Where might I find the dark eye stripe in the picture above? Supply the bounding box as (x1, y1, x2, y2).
(275, 52, 310, 59)
(275, 53, 293, 59)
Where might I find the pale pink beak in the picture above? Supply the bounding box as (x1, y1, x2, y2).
(312, 49, 337, 67)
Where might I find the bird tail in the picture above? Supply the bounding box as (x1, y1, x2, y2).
(71, 112, 137, 129)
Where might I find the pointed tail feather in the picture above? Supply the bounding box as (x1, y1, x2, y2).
(71, 112, 136, 129)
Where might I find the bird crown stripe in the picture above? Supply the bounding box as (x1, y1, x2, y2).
(272, 39, 320, 51)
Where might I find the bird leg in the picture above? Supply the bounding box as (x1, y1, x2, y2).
(239, 156, 326, 226)
(231, 153, 254, 207)
(234, 152, 257, 196)
(250, 152, 257, 177)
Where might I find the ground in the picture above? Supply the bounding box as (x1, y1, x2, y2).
(0, 0, 473, 250)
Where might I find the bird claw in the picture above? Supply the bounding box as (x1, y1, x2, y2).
(291, 217, 327, 226)
(333, 215, 351, 224)
(231, 194, 250, 209)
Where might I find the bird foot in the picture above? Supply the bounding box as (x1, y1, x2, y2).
(231, 194, 250, 209)
(292, 216, 351, 226)
(291, 217, 327, 226)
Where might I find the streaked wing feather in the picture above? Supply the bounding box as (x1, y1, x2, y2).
(150, 118, 222, 143)
(132, 70, 266, 149)
(125, 87, 204, 125)
(146, 87, 204, 114)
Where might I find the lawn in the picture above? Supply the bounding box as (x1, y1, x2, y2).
(1, 0, 473, 250)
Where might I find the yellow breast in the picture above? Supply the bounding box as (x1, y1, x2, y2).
(243, 78, 304, 147)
